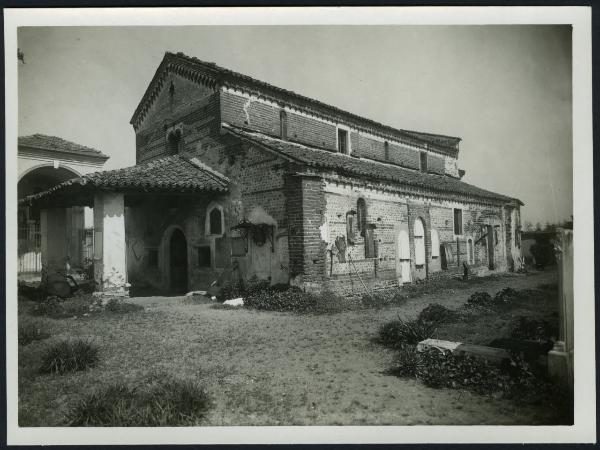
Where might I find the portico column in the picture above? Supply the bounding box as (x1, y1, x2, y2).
(93, 192, 128, 296)
(40, 207, 68, 275)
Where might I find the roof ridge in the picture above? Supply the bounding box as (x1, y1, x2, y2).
(187, 156, 231, 185)
(131, 52, 460, 155)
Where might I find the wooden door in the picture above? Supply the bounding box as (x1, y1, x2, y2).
(396, 229, 411, 285)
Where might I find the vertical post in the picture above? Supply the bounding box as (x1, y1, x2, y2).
(40, 207, 68, 276)
(93, 192, 128, 297)
(548, 228, 574, 388)
(456, 236, 460, 267)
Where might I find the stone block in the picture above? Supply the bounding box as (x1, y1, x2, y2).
(417, 338, 510, 364)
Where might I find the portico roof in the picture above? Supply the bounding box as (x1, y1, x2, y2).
(20, 154, 229, 206)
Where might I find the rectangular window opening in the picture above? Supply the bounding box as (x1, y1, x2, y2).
(337, 128, 349, 155)
(420, 151, 428, 172)
(453, 208, 463, 235)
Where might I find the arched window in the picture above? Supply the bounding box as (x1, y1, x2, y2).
(414, 218, 426, 266)
(431, 229, 440, 258)
(356, 198, 367, 237)
(167, 129, 182, 155)
(205, 204, 224, 236)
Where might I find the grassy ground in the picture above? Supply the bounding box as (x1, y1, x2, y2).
(18, 269, 564, 426)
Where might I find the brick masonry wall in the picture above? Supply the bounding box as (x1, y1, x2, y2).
(323, 183, 408, 282)
(444, 156, 460, 178)
(135, 74, 220, 164)
(219, 90, 459, 176)
(285, 174, 327, 284)
(427, 154, 445, 174)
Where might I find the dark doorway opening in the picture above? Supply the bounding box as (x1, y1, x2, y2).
(170, 229, 188, 294)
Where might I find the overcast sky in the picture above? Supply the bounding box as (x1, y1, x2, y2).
(17, 25, 572, 226)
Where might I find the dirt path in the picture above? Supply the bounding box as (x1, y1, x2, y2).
(19, 270, 562, 426)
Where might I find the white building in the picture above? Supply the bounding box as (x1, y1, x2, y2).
(17, 134, 108, 278)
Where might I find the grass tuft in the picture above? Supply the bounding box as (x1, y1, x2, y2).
(39, 340, 99, 374)
(66, 376, 211, 426)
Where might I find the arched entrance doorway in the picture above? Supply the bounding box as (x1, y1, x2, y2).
(169, 229, 188, 294)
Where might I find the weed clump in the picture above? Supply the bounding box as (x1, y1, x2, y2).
(416, 347, 511, 393)
(466, 291, 494, 308)
(39, 340, 99, 374)
(417, 303, 458, 325)
(377, 316, 437, 348)
(493, 287, 520, 304)
(66, 376, 211, 426)
(386, 345, 419, 378)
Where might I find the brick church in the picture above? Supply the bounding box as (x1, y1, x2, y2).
(25, 52, 523, 296)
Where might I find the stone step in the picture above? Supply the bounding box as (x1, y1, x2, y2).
(417, 338, 511, 363)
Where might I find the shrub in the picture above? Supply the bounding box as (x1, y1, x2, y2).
(39, 340, 99, 374)
(510, 316, 558, 342)
(466, 291, 493, 307)
(377, 316, 437, 348)
(416, 347, 512, 394)
(220, 276, 272, 301)
(66, 376, 211, 426)
(386, 345, 419, 378)
(493, 287, 519, 304)
(361, 290, 407, 309)
(417, 303, 457, 324)
(18, 319, 50, 345)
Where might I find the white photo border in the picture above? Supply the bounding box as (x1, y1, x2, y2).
(4, 6, 595, 445)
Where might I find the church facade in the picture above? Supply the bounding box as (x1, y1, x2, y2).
(26, 52, 523, 296)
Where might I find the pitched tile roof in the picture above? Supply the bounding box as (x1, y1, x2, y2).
(223, 123, 521, 205)
(18, 134, 109, 159)
(20, 154, 228, 203)
(131, 52, 460, 156)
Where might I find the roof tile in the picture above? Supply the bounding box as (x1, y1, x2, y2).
(223, 123, 520, 205)
(18, 134, 109, 159)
